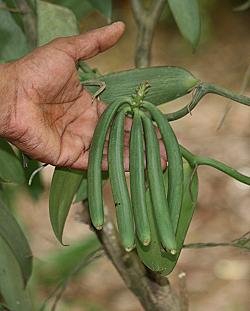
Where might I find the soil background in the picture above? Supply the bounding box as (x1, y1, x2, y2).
(16, 0, 250, 310)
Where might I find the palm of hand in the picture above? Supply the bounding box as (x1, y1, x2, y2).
(2, 22, 126, 169)
(3, 23, 166, 170)
(10, 41, 103, 169)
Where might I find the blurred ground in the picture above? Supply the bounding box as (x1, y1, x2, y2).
(16, 0, 250, 310)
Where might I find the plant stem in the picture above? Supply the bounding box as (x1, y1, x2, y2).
(184, 230, 250, 251)
(217, 64, 250, 130)
(95, 205, 181, 311)
(131, 0, 165, 67)
(180, 145, 250, 185)
(165, 82, 250, 121)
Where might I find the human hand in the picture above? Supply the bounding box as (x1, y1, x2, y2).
(0, 22, 167, 170)
(0, 23, 127, 169)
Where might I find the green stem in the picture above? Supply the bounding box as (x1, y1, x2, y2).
(165, 82, 250, 121)
(180, 145, 250, 185)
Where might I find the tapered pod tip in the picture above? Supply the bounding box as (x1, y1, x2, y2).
(95, 224, 103, 230)
(125, 244, 135, 252)
(143, 239, 151, 246)
(170, 249, 177, 255)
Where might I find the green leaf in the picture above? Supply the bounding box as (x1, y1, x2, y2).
(0, 139, 25, 184)
(0, 0, 29, 61)
(0, 183, 19, 209)
(168, 0, 201, 48)
(81, 66, 200, 106)
(49, 168, 84, 244)
(0, 236, 33, 311)
(136, 160, 199, 274)
(37, 0, 79, 46)
(74, 171, 108, 204)
(0, 201, 33, 285)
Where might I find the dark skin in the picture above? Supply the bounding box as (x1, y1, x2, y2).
(0, 22, 167, 170)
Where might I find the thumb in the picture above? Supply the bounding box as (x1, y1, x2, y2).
(52, 21, 125, 61)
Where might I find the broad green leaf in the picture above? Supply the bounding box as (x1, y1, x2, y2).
(0, 201, 33, 285)
(0, 0, 29, 61)
(81, 66, 200, 106)
(136, 160, 199, 274)
(49, 168, 84, 244)
(0, 139, 25, 184)
(0, 183, 19, 209)
(37, 0, 79, 46)
(168, 0, 201, 48)
(0, 236, 33, 311)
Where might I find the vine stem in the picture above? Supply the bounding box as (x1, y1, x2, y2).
(131, 0, 165, 67)
(217, 64, 250, 130)
(165, 82, 250, 122)
(180, 145, 250, 185)
(184, 230, 250, 250)
(94, 203, 182, 311)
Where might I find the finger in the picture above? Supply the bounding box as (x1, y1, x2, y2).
(53, 22, 125, 62)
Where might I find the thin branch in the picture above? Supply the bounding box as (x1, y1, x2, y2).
(165, 82, 250, 122)
(131, 0, 166, 67)
(14, 0, 37, 49)
(180, 145, 250, 186)
(150, 0, 167, 21)
(184, 242, 235, 249)
(184, 231, 250, 251)
(131, 0, 144, 25)
(92, 201, 181, 311)
(217, 64, 250, 130)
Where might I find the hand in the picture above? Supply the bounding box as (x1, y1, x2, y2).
(0, 22, 167, 170)
(0, 22, 127, 169)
